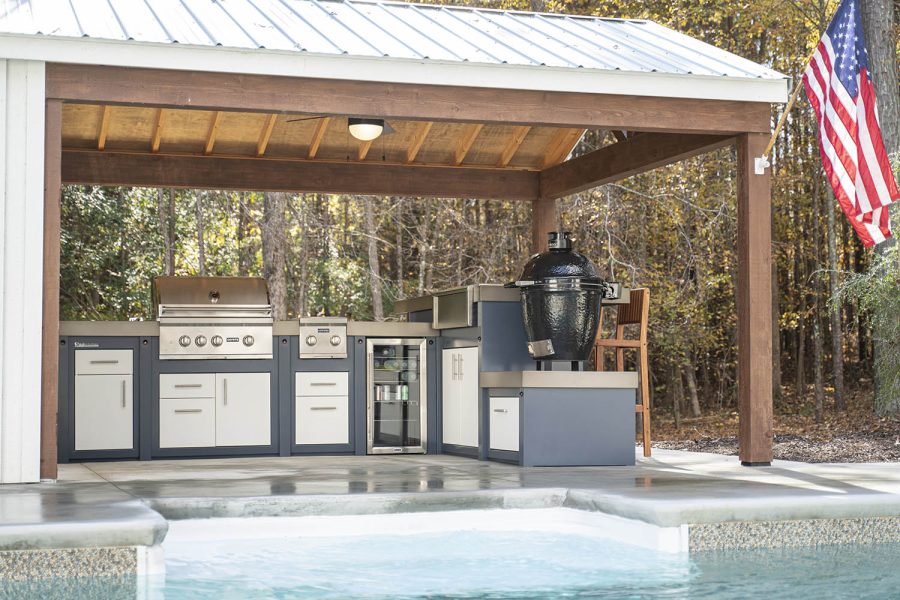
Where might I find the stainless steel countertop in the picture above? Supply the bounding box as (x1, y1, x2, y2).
(480, 370, 639, 389)
(60, 320, 437, 338)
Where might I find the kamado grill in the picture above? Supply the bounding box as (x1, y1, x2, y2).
(153, 276, 274, 360)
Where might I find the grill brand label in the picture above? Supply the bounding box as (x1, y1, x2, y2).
(226, 337, 239, 343)
(73, 342, 100, 348)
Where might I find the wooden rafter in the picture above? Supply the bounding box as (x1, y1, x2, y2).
(204, 111, 224, 155)
(256, 114, 277, 157)
(498, 126, 531, 167)
(307, 117, 331, 159)
(540, 133, 733, 199)
(61, 149, 540, 201)
(454, 123, 483, 165)
(150, 108, 166, 153)
(541, 128, 584, 168)
(358, 139, 374, 161)
(406, 121, 433, 163)
(97, 105, 111, 151)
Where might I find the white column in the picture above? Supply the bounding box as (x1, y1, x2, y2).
(0, 59, 46, 484)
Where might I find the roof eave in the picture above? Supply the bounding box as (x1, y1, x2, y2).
(0, 33, 791, 104)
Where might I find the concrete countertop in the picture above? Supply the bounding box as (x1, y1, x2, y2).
(60, 320, 436, 338)
(480, 370, 639, 389)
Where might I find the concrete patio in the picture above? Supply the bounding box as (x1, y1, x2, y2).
(4, 449, 900, 562)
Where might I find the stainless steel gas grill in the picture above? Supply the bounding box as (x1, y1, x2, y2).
(153, 276, 274, 360)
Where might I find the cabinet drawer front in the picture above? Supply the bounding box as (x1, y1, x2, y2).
(296, 395, 349, 445)
(75, 350, 133, 375)
(490, 396, 520, 452)
(160, 373, 215, 398)
(296, 371, 348, 397)
(160, 397, 216, 448)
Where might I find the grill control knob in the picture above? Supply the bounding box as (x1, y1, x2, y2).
(242, 335, 255, 347)
(195, 335, 207, 347)
(305, 335, 318, 346)
(211, 335, 224, 347)
(330, 335, 342, 347)
(178, 335, 191, 347)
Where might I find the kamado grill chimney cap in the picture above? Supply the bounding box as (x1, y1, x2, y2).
(548, 231, 573, 251)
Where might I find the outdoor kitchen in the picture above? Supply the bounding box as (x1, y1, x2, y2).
(58, 232, 639, 467)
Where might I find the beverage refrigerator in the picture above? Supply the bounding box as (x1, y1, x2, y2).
(366, 338, 427, 454)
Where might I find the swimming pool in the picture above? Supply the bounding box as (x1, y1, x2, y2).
(4, 509, 900, 599)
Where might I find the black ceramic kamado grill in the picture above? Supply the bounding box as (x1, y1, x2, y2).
(508, 232, 617, 370)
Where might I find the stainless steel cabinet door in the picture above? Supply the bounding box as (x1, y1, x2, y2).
(75, 374, 133, 451)
(215, 372, 271, 447)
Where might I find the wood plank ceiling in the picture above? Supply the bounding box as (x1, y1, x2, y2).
(61, 104, 586, 172)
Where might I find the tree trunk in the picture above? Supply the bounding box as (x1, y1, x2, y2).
(297, 194, 309, 317)
(796, 312, 806, 400)
(196, 192, 206, 276)
(417, 200, 431, 296)
(685, 362, 701, 418)
(812, 186, 825, 424)
(262, 192, 288, 320)
(158, 188, 176, 276)
(826, 189, 846, 410)
(672, 364, 683, 430)
(237, 192, 250, 277)
(365, 196, 384, 321)
(862, 0, 900, 414)
(396, 197, 405, 300)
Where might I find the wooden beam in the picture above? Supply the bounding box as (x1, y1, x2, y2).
(97, 105, 111, 151)
(358, 139, 374, 161)
(540, 128, 583, 168)
(540, 133, 734, 199)
(454, 123, 483, 165)
(256, 114, 277, 157)
(41, 100, 63, 481)
(307, 117, 331, 159)
(204, 111, 224, 155)
(406, 121, 433, 163)
(498, 126, 531, 167)
(62, 149, 540, 201)
(531, 196, 556, 254)
(46, 64, 772, 135)
(150, 108, 165, 152)
(736, 133, 773, 466)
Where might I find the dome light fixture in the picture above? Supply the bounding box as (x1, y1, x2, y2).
(348, 117, 384, 142)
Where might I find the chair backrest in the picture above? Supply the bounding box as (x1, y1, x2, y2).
(616, 288, 648, 326)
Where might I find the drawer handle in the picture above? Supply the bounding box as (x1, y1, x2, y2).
(310, 406, 337, 411)
(91, 360, 119, 364)
(174, 409, 203, 414)
(310, 382, 337, 386)
(174, 383, 203, 388)
(493, 408, 509, 413)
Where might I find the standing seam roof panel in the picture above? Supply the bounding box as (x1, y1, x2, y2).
(0, 0, 787, 82)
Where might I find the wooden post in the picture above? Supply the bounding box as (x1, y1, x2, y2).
(736, 133, 774, 466)
(41, 99, 62, 480)
(531, 196, 556, 254)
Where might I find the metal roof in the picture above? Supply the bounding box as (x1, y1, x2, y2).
(0, 0, 785, 81)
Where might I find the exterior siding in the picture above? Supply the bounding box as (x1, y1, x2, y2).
(0, 59, 45, 483)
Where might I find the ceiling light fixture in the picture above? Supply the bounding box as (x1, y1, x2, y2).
(348, 117, 384, 142)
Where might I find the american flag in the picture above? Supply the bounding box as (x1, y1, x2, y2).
(802, 0, 900, 247)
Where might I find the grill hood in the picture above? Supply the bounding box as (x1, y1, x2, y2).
(153, 276, 270, 313)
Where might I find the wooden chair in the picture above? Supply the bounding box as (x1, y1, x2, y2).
(594, 288, 651, 457)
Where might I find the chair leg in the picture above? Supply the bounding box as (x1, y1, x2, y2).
(639, 346, 651, 457)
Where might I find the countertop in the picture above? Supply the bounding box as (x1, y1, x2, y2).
(480, 370, 639, 389)
(59, 321, 437, 338)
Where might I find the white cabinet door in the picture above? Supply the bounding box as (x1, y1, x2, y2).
(75, 375, 133, 451)
(75, 349, 133, 375)
(215, 373, 271, 447)
(296, 371, 349, 397)
(441, 348, 458, 446)
(490, 396, 519, 452)
(159, 373, 215, 398)
(296, 395, 349, 444)
(457, 347, 480, 447)
(159, 397, 216, 448)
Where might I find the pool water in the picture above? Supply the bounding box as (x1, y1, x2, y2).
(4, 512, 900, 599)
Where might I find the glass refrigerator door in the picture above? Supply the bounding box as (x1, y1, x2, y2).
(368, 339, 426, 453)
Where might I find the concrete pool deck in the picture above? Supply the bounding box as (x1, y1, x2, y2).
(4, 449, 900, 577)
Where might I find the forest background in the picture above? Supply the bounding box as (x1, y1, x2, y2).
(59, 0, 900, 434)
